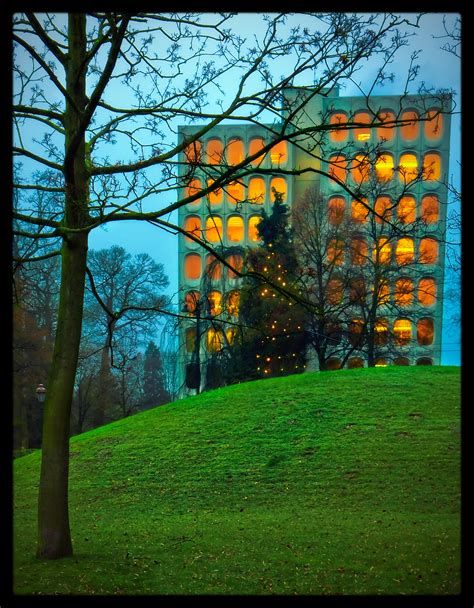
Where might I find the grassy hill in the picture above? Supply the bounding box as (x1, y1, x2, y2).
(13, 366, 460, 595)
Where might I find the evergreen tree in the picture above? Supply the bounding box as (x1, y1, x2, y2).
(142, 341, 170, 408)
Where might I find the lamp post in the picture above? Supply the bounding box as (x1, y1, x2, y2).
(36, 383, 47, 403)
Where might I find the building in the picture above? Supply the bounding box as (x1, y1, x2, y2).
(177, 87, 451, 393)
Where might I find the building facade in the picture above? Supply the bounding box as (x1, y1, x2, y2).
(177, 87, 451, 393)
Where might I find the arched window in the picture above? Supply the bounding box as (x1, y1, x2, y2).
(374, 196, 392, 223)
(205, 254, 222, 280)
(184, 290, 200, 315)
(226, 327, 237, 345)
(248, 177, 265, 204)
(351, 154, 370, 183)
(227, 216, 244, 242)
(327, 277, 344, 304)
(354, 112, 371, 141)
(325, 320, 342, 345)
(227, 181, 244, 204)
(394, 319, 412, 346)
(249, 137, 266, 166)
(226, 290, 240, 317)
(349, 277, 366, 304)
(400, 110, 419, 140)
(394, 357, 410, 366)
(183, 215, 201, 242)
(326, 358, 342, 370)
(328, 154, 347, 183)
(396, 238, 415, 265)
(185, 327, 197, 353)
(270, 177, 287, 202)
(269, 140, 287, 166)
(226, 253, 243, 279)
(377, 278, 390, 306)
(327, 239, 345, 265)
(399, 153, 418, 183)
(416, 357, 433, 365)
(423, 152, 441, 181)
(185, 253, 201, 280)
(184, 139, 202, 163)
(377, 110, 396, 142)
(395, 278, 414, 306)
(419, 238, 439, 264)
(349, 319, 365, 347)
(186, 178, 202, 206)
(329, 112, 348, 142)
(227, 138, 244, 165)
(375, 153, 394, 181)
(417, 318, 434, 346)
(328, 197, 345, 225)
(206, 138, 224, 164)
(425, 109, 443, 140)
(374, 318, 389, 346)
(350, 237, 368, 266)
(206, 328, 224, 352)
(248, 215, 262, 242)
(397, 196, 416, 224)
(374, 358, 388, 367)
(351, 198, 369, 223)
(207, 291, 222, 316)
(418, 278, 437, 306)
(207, 178, 223, 205)
(374, 237, 391, 265)
(421, 195, 440, 224)
(348, 357, 364, 369)
(205, 216, 223, 243)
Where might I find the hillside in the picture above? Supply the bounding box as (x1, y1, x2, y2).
(14, 366, 461, 595)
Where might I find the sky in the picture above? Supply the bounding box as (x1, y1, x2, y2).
(14, 12, 461, 364)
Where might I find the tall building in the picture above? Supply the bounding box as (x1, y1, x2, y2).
(177, 87, 451, 394)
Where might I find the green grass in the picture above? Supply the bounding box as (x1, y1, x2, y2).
(14, 366, 461, 595)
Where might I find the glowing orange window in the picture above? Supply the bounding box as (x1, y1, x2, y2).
(183, 215, 202, 242)
(354, 112, 371, 141)
(227, 180, 244, 204)
(227, 138, 244, 165)
(185, 253, 201, 280)
(227, 216, 244, 242)
(374, 319, 389, 346)
(249, 137, 266, 166)
(205, 254, 222, 280)
(400, 110, 419, 140)
(207, 291, 222, 316)
(421, 195, 439, 224)
(399, 154, 418, 183)
(226, 327, 237, 344)
(328, 197, 345, 225)
(329, 113, 348, 142)
(425, 109, 443, 140)
(185, 327, 197, 353)
(374, 237, 391, 264)
(350, 237, 368, 266)
(377, 279, 390, 305)
(351, 154, 370, 183)
(418, 278, 436, 306)
(248, 177, 265, 204)
(419, 238, 438, 264)
(374, 196, 392, 223)
(394, 319, 412, 346)
(328, 154, 347, 183)
(206, 328, 224, 352)
(423, 153, 441, 181)
(396, 238, 415, 265)
(349, 319, 365, 347)
(226, 253, 243, 279)
(327, 277, 344, 304)
(398, 196, 416, 224)
(205, 216, 223, 243)
(375, 153, 394, 181)
(375, 358, 388, 367)
(377, 110, 396, 142)
(395, 278, 414, 306)
(248, 215, 261, 242)
(186, 178, 202, 206)
(417, 318, 434, 346)
(270, 177, 287, 202)
(348, 357, 364, 368)
(226, 290, 240, 317)
(184, 139, 202, 163)
(207, 179, 223, 205)
(351, 198, 369, 223)
(206, 138, 224, 164)
(184, 290, 200, 315)
(327, 239, 345, 265)
(269, 140, 287, 166)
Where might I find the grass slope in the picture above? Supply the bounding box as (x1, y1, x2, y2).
(14, 366, 460, 596)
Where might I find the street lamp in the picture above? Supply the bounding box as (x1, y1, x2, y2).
(35, 383, 47, 403)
